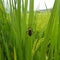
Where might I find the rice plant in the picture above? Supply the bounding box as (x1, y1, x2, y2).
(0, 0, 60, 60)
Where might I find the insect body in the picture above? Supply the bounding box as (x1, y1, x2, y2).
(27, 27, 33, 36)
(28, 29, 32, 36)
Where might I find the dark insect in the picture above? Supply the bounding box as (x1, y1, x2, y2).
(27, 27, 33, 36)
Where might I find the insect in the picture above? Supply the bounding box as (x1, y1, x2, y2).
(27, 27, 33, 36)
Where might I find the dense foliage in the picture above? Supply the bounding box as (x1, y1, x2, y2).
(0, 0, 60, 60)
